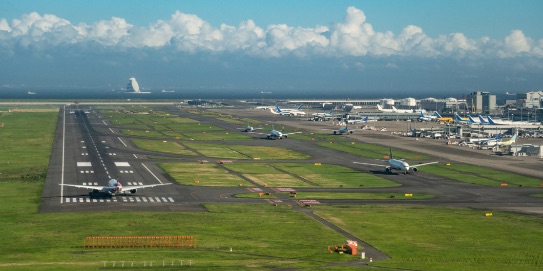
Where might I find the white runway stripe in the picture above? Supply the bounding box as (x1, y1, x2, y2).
(62, 196, 175, 203)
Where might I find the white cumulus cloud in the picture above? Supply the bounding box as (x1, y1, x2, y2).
(0, 7, 541, 59)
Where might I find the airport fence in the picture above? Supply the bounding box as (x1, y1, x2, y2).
(83, 235, 196, 249)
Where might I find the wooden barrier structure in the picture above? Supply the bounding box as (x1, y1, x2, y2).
(84, 236, 196, 249)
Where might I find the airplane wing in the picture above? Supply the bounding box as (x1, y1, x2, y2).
(60, 184, 105, 190)
(122, 183, 171, 190)
(413, 161, 439, 167)
(353, 161, 386, 167)
(60, 183, 171, 190)
(283, 131, 302, 135)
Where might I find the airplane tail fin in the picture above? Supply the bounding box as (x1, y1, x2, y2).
(389, 147, 393, 160)
(455, 114, 463, 121)
(478, 115, 487, 124)
(377, 104, 383, 110)
(468, 115, 477, 123)
(297, 104, 303, 110)
(363, 116, 368, 122)
(434, 111, 442, 118)
(487, 116, 496, 125)
(275, 104, 282, 113)
(496, 133, 502, 140)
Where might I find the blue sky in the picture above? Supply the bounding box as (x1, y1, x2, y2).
(1, 1, 542, 97)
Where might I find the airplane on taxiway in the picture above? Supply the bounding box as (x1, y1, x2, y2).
(273, 104, 306, 116)
(353, 148, 438, 174)
(60, 179, 171, 195)
(238, 125, 261, 132)
(253, 125, 301, 139)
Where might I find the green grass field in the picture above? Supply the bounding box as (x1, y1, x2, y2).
(159, 162, 251, 186)
(423, 163, 543, 187)
(0, 112, 58, 181)
(131, 139, 197, 156)
(224, 163, 399, 188)
(293, 192, 433, 200)
(315, 205, 543, 271)
(183, 143, 310, 160)
(318, 141, 431, 160)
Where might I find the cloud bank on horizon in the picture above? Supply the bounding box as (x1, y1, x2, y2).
(1, 7, 541, 58)
(0, 6, 542, 95)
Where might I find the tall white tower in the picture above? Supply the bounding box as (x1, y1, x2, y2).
(126, 77, 140, 93)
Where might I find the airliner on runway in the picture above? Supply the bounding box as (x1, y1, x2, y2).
(354, 148, 438, 174)
(61, 179, 170, 195)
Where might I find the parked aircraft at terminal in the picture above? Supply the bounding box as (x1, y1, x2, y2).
(273, 104, 306, 116)
(376, 104, 395, 113)
(434, 112, 453, 122)
(354, 148, 438, 174)
(419, 112, 437, 122)
(484, 134, 518, 147)
(392, 106, 413, 113)
(60, 179, 171, 195)
(454, 114, 470, 124)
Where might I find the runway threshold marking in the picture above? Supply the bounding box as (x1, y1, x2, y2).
(62, 197, 175, 203)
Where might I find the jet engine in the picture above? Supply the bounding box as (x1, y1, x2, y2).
(385, 167, 392, 173)
(412, 167, 418, 172)
(129, 189, 137, 194)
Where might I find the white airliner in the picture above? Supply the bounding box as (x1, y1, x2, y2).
(274, 104, 306, 116)
(419, 111, 437, 122)
(484, 134, 518, 147)
(392, 106, 413, 113)
(312, 109, 334, 117)
(346, 116, 371, 124)
(376, 104, 395, 113)
(60, 179, 171, 195)
(238, 125, 261, 132)
(333, 126, 353, 135)
(255, 126, 301, 139)
(353, 148, 438, 174)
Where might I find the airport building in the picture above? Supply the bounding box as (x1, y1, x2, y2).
(466, 91, 496, 114)
(516, 91, 543, 108)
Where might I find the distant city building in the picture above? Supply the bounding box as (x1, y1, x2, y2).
(516, 91, 543, 108)
(126, 77, 140, 93)
(419, 98, 444, 112)
(466, 91, 496, 114)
